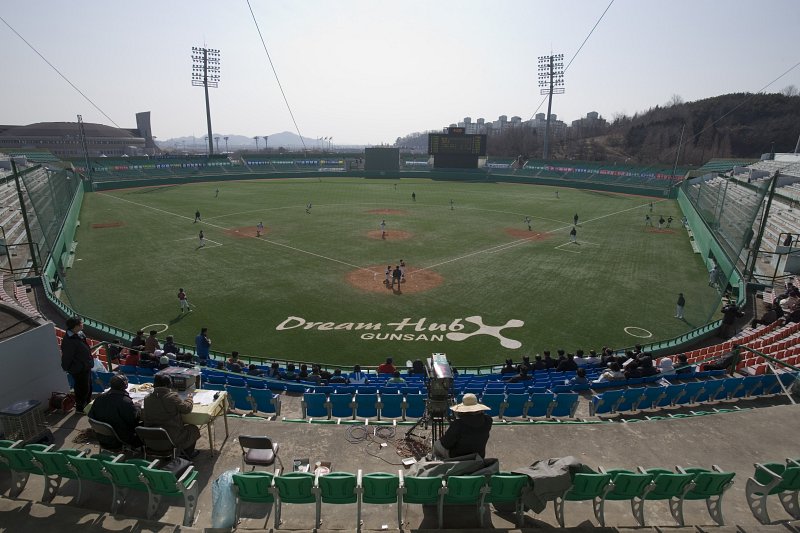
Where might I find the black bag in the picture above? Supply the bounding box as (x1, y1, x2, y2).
(157, 456, 193, 477)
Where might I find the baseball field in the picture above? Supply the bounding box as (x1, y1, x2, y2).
(62, 177, 720, 367)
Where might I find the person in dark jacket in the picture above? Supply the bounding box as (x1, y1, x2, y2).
(433, 393, 493, 459)
(60, 316, 94, 411)
(88, 374, 141, 448)
(142, 374, 200, 458)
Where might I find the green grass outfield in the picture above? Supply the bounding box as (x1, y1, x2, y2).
(64, 177, 721, 367)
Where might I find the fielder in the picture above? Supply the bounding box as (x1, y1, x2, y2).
(199, 230, 205, 247)
(399, 259, 406, 281)
(384, 265, 391, 286)
(570, 226, 577, 243)
(380, 219, 386, 239)
(257, 221, 264, 237)
(178, 288, 192, 313)
(524, 216, 532, 231)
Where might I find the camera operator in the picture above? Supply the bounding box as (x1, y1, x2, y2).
(720, 300, 745, 339)
(432, 393, 493, 460)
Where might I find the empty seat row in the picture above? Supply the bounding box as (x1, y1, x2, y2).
(0, 441, 197, 526)
(301, 393, 426, 420)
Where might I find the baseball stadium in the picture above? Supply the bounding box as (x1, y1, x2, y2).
(2, 3, 800, 531)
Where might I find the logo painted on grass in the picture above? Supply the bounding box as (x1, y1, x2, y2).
(276, 315, 525, 349)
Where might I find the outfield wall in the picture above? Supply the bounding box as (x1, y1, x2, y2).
(92, 169, 678, 198)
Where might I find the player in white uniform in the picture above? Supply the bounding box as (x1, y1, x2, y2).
(257, 221, 264, 237)
(384, 265, 391, 286)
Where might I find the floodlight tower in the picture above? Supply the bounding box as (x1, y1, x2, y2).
(191, 46, 220, 155)
(263, 136, 269, 152)
(223, 136, 229, 153)
(538, 53, 564, 160)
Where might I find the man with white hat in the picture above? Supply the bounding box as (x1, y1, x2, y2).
(433, 393, 493, 460)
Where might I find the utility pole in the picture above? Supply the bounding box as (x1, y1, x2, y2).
(538, 53, 564, 160)
(191, 46, 220, 155)
(77, 114, 92, 182)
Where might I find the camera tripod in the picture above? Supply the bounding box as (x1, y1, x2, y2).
(404, 398, 450, 454)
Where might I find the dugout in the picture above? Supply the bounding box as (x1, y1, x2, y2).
(364, 147, 399, 172)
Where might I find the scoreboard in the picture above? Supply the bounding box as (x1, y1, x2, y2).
(428, 133, 487, 156)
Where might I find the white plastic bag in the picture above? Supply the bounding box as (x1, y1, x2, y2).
(211, 468, 239, 528)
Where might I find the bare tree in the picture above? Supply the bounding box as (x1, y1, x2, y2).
(667, 94, 684, 107)
(781, 85, 799, 97)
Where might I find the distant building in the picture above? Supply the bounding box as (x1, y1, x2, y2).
(0, 113, 158, 157)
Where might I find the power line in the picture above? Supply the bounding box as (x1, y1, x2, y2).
(246, 0, 308, 152)
(0, 14, 120, 128)
(527, 0, 615, 121)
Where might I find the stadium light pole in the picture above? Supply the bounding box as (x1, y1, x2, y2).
(263, 136, 269, 152)
(191, 46, 220, 155)
(253, 137, 259, 151)
(223, 136, 229, 153)
(215, 136, 220, 153)
(538, 53, 564, 160)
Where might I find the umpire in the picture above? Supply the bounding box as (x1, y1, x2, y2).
(60, 316, 94, 412)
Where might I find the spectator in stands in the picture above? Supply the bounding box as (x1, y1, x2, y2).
(569, 368, 589, 385)
(131, 330, 146, 351)
(557, 353, 578, 372)
(585, 350, 602, 366)
(751, 303, 778, 329)
(247, 364, 263, 377)
(573, 350, 587, 367)
(144, 330, 160, 354)
(298, 364, 310, 380)
(195, 327, 211, 365)
(544, 351, 558, 369)
(162, 335, 180, 357)
(601, 348, 616, 366)
(433, 394, 493, 460)
(143, 374, 200, 459)
(779, 289, 800, 315)
(532, 354, 547, 371)
(158, 355, 170, 370)
(107, 339, 123, 371)
(500, 359, 516, 375)
(124, 349, 141, 367)
(387, 371, 406, 384)
(266, 362, 281, 379)
(506, 366, 532, 383)
(408, 359, 426, 376)
(327, 368, 347, 384)
(521, 355, 532, 372)
(674, 353, 692, 374)
(377, 357, 396, 375)
(658, 357, 675, 375)
(593, 362, 625, 384)
(703, 351, 738, 373)
(281, 363, 298, 381)
(227, 351, 244, 373)
(720, 301, 745, 338)
(88, 374, 141, 448)
(350, 365, 368, 384)
(625, 355, 658, 379)
(60, 316, 94, 412)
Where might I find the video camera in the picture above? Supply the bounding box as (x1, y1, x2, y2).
(425, 353, 454, 417)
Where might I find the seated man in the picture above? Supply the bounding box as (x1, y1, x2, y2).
(142, 374, 201, 459)
(433, 393, 492, 460)
(377, 357, 396, 375)
(506, 366, 532, 383)
(349, 365, 368, 384)
(386, 371, 406, 384)
(88, 374, 142, 448)
(328, 368, 349, 384)
(674, 353, 693, 374)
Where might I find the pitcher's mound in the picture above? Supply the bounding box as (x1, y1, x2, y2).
(504, 228, 551, 240)
(367, 230, 412, 240)
(224, 226, 269, 238)
(366, 209, 408, 215)
(346, 266, 443, 294)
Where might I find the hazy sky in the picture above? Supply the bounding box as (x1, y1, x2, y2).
(2, 1, 799, 145)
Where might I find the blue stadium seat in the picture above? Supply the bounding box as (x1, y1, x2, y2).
(616, 388, 646, 413)
(695, 380, 725, 403)
(203, 382, 225, 391)
(355, 393, 379, 419)
(501, 393, 530, 419)
(527, 393, 555, 418)
(356, 385, 378, 394)
(589, 389, 625, 416)
(333, 385, 355, 395)
(312, 386, 334, 395)
(550, 393, 579, 418)
(206, 375, 226, 386)
(758, 374, 781, 396)
(480, 393, 504, 418)
(676, 382, 706, 405)
(657, 384, 686, 407)
(742, 375, 765, 397)
(227, 386, 253, 412)
(719, 377, 744, 399)
(379, 386, 401, 396)
(227, 376, 247, 388)
(404, 394, 426, 419)
(118, 365, 138, 375)
(250, 388, 279, 415)
(639, 387, 666, 410)
(330, 393, 355, 419)
(246, 378, 267, 389)
(301, 393, 329, 419)
(378, 393, 404, 420)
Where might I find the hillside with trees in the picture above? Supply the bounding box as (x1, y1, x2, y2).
(396, 90, 800, 164)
